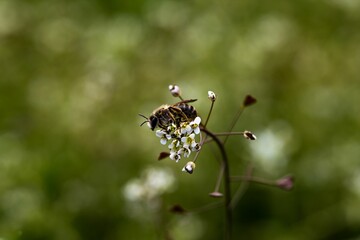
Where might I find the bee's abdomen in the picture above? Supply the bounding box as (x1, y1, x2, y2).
(176, 103, 197, 121)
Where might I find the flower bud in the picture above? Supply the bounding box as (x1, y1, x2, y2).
(209, 191, 223, 198)
(208, 90, 216, 101)
(182, 161, 196, 174)
(276, 175, 294, 191)
(243, 130, 256, 140)
(243, 95, 257, 107)
(169, 84, 181, 97)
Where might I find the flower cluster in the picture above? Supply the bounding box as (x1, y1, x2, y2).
(155, 117, 202, 162)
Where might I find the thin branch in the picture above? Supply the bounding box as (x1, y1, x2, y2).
(201, 127, 232, 239)
(215, 132, 244, 136)
(223, 106, 245, 145)
(230, 163, 253, 209)
(203, 100, 215, 128)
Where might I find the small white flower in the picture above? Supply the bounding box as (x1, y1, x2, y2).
(170, 150, 181, 162)
(181, 133, 195, 148)
(189, 117, 201, 135)
(183, 147, 192, 158)
(208, 91, 216, 101)
(168, 139, 180, 150)
(182, 161, 196, 174)
(180, 124, 192, 135)
(177, 147, 190, 158)
(156, 130, 169, 145)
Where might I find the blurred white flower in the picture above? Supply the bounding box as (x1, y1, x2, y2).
(123, 167, 175, 202)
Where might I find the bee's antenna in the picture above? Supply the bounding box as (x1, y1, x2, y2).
(138, 114, 149, 127)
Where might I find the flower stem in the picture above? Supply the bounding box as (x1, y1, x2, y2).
(214, 132, 244, 136)
(223, 106, 245, 144)
(201, 127, 232, 239)
(231, 176, 276, 186)
(204, 100, 215, 128)
(230, 163, 253, 209)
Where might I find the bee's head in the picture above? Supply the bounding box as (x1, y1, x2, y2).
(148, 115, 158, 131)
(139, 114, 157, 131)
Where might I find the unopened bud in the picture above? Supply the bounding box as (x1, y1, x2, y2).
(276, 175, 294, 191)
(243, 130, 256, 140)
(208, 91, 216, 101)
(182, 161, 196, 174)
(169, 85, 181, 97)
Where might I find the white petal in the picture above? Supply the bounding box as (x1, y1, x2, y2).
(160, 138, 167, 145)
(156, 130, 164, 137)
(194, 117, 201, 124)
(181, 127, 187, 134)
(194, 127, 200, 135)
(177, 148, 184, 155)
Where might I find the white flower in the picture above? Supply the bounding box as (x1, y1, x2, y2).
(182, 161, 196, 174)
(181, 133, 196, 148)
(170, 150, 181, 162)
(156, 130, 169, 145)
(189, 117, 201, 135)
(168, 139, 181, 151)
(180, 123, 192, 135)
(177, 147, 190, 158)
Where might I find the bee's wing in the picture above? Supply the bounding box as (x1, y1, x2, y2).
(174, 99, 197, 105)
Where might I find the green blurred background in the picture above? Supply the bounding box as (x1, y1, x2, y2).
(1, 0, 360, 239)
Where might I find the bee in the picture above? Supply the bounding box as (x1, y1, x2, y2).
(139, 99, 198, 131)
